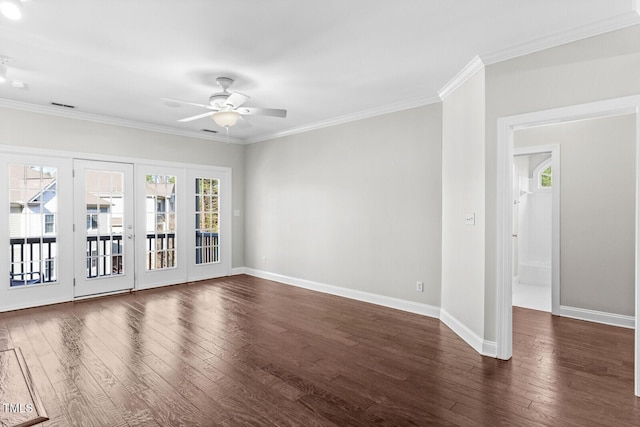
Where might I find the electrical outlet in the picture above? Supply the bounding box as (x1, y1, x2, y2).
(262, 256, 267, 264)
(416, 281, 424, 292)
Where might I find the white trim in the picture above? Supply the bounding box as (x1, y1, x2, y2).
(73, 289, 131, 301)
(1, 12, 638, 148)
(559, 305, 635, 329)
(0, 143, 232, 174)
(231, 267, 248, 275)
(0, 296, 70, 313)
(440, 309, 497, 357)
(636, 105, 640, 396)
(240, 267, 499, 356)
(242, 95, 441, 144)
(438, 56, 484, 101)
(0, 98, 242, 144)
(136, 280, 186, 291)
(243, 267, 441, 319)
(496, 94, 640, 395)
(481, 11, 640, 65)
(483, 340, 497, 357)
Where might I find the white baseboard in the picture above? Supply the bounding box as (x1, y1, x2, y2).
(242, 267, 441, 319)
(559, 305, 635, 329)
(240, 268, 500, 356)
(231, 267, 248, 275)
(1, 296, 71, 313)
(440, 309, 497, 357)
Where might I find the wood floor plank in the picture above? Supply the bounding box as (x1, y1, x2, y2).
(1, 276, 638, 426)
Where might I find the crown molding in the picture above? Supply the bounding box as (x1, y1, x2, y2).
(437, 56, 484, 101)
(243, 94, 441, 144)
(0, 98, 242, 144)
(3, 11, 638, 147)
(481, 10, 640, 65)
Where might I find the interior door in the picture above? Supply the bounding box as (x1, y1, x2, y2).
(74, 160, 134, 297)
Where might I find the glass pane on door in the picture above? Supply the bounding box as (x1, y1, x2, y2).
(146, 174, 177, 270)
(8, 164, 58, 287)
(85, 169, 125, 278)
(195, 178, 219, 264)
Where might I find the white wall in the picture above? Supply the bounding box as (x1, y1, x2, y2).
(244, 104, 442, 305)
(484, 24, 640, 341)
(441, 68, 486, 342)
(515, 114, 636, 316)
(0, 107, 246, 267)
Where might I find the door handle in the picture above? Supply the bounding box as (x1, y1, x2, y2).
(127, 234, 133, 240)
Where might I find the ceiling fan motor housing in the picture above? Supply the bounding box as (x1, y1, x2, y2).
(209, 93, 229, 108)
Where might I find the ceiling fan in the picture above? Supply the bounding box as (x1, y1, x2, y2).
(164, 77, 287, 128)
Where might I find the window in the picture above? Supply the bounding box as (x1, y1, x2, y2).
(9, 164, 58, 286)
(146, 175, 176, 270)
(195, 178, 219, 264)
(534, 158, 552, 190)
(86, 213, 98, 231)
(540, 166, 552, 188)
(44, 214, 55, 234)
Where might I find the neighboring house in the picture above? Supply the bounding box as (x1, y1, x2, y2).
(145, 180, 176, 234)
(9, 167, 57, 239)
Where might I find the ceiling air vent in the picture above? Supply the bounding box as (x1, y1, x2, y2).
(50, 102, 76, 109)
(200, 129, 218, 134)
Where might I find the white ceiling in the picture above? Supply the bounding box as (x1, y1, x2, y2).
(0, 1, 638, 143)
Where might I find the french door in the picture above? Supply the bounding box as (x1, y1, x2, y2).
(73, 160, 134, 298)
(1, 149, 231, 312)
(187, 168, 231, 281)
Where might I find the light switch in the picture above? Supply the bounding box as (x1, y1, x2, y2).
(465, 213, 475, 225)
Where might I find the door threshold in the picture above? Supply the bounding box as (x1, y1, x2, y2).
(74, 288, 133, 302)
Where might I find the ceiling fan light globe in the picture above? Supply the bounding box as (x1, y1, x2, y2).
(212, 110, 240, 128)
(0, 0, 22, 20)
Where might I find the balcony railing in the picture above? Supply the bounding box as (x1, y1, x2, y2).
(196, 231, 218, 264)
(10, 231, 217, 286)
(146, 232, 176, 270)
(10, 237, 56, 287)
(86, 234, 124, 278)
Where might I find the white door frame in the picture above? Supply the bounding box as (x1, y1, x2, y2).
(496, 94, 640, 395)
(513, 145, 560, 315)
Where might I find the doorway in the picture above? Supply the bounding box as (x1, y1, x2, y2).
(496, 95, 640, 396)
(512, 147, 559, 314)
(73, 160, 135, 298)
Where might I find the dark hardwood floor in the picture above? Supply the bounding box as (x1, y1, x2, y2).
(0, 274, 637, 426)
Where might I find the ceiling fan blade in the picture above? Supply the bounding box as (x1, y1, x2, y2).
(238, 107, 287, 118)
(226, 92, 250, 108)
(177, 111, 216, 122)
(236, 115, 252, 129)
(162, 97, 214, 110)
